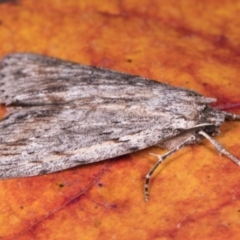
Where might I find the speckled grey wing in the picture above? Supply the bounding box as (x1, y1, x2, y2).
(0, 53, 215, 178)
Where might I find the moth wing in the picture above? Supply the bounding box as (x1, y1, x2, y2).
(0, 105, 177, 178)
(0, 53, 214, 178)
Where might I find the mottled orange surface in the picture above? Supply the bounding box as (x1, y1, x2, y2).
(0, 0, 240, 239)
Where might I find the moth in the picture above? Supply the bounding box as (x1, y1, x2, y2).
(0, 53, 239, 201)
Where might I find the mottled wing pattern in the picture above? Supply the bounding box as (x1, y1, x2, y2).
(0, 53, 215, 178)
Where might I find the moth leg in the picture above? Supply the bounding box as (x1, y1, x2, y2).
(144, 135, 196, 202)
(198, 130, 240, 166)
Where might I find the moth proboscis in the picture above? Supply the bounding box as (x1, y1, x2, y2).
(0, 53, 239, 202)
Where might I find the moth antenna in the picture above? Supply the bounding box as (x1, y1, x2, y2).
(145, 135, 196, 202)
(223, 111, 240, 121)
(198, 130, 240, 166)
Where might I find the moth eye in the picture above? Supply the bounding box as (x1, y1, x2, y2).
(202, 125, 217, 135)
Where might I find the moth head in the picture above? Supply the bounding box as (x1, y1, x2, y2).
(199, 106, 227, 134)
(194, 106, 230, 139)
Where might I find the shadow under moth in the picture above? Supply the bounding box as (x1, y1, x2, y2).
(0, 53, 240, 201)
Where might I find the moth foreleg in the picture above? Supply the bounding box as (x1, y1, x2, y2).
(144, 135, 196, 202)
